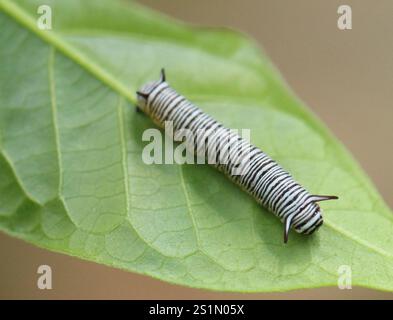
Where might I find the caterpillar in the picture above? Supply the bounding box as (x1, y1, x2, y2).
(136, 69, 338, 243)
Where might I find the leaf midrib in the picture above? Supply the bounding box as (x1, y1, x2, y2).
(0, 0, 137, 104)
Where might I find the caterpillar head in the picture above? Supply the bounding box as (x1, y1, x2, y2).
(136, 69, 166, 112)
(284, 195, 338, 243)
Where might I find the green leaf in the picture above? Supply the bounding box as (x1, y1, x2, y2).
(0, 0, 392, 292)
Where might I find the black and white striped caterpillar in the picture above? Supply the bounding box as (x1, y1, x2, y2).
(136, 69, 338, 243)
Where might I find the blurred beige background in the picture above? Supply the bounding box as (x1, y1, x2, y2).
(1, 0, 392, 299)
